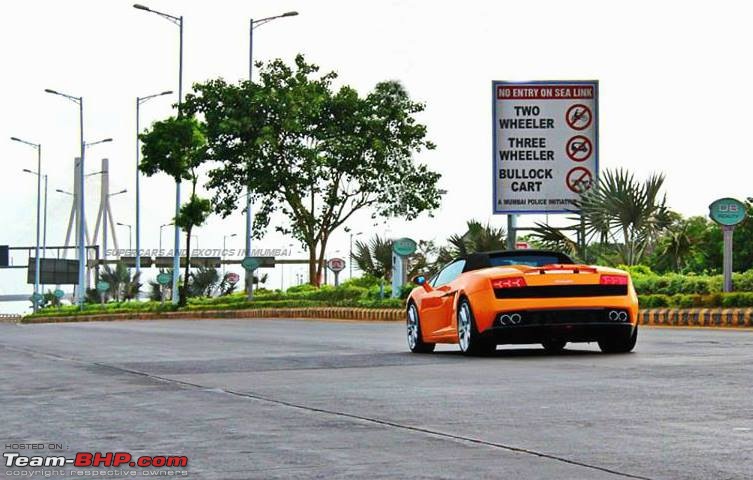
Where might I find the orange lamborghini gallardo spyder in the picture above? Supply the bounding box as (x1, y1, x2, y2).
(406, 250, 638, 355)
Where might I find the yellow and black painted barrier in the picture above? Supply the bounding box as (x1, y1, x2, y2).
(638, 308, 753, 328)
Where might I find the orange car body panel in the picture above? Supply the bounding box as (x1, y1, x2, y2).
(408, 264, 639, 344)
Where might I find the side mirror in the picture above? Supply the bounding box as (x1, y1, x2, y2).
(413, 275, 426, 286)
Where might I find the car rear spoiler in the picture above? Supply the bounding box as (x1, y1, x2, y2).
(520, 264, 599, 274)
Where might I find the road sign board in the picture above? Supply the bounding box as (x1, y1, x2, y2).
(156, 272, 172, 286)
(392, 237, 417, 256)
(53, 289, 65, 299)
(154, 256, 221, 268)
(493, 81, 598, 214)
(30, 292, 43, 302)
(709, 198, 747, 226)
(225, 272, 240, 284)
(96, 280, 110, 292)
(119, 256, 153, 267)
(242, 257, 262, 271)
(327, 258, 346, 273)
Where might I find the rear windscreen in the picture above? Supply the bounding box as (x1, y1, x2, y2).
(489, 254, 571, 267)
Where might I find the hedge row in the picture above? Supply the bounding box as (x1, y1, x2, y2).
(638, 293, 753, 308)
(27, 297, 405, 318)
(630, 269, 753, 295)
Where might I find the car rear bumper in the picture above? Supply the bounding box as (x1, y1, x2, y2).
(479, 308, 636, 344)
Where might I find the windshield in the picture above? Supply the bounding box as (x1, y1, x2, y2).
(489, 254, 571, 267)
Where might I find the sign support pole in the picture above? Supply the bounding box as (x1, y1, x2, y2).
(506, 215, 517, 250)
(708, 197, 747, 293)
(723, 225, 734, 293)
(391, 252, 402, 299)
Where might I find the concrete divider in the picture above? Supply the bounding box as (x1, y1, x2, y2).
(19, 307, 753, 327)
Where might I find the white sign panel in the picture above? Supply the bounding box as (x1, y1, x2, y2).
(492, 81, 598, 214)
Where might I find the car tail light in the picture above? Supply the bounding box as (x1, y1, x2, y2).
(600, 274, 628, 285)
(491, 276, 527, 289)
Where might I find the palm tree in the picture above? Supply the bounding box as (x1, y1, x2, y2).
(100, 262, 142, 302)
(437, 220, 506, 264)
(351, 235, 394, 279)
(531, 169, 670, 266)
(579, 169, 670, 265)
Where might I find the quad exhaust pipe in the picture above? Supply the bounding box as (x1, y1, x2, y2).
(499, 313, 522, 325)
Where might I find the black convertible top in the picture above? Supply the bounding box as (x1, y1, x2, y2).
(462, 250, 574, 273)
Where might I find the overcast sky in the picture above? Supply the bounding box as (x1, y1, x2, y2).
(1, 0, 751, 309)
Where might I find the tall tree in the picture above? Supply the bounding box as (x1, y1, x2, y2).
(139, 115, 211, 304)
(184, 55, 441, 285)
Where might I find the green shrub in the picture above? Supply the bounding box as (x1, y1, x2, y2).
(340, 274, 381, 289)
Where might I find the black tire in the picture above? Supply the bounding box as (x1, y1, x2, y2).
(457, 298, 495, 356)
(542, 340, 567, 353)
(407, 302, 435, 353)
(598, 326, 638, 353)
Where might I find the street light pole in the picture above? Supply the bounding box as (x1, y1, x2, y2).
(245, 10, 299, 301)
(45, 89, 87, 306)
(223, 233, 237, 275)
(134, 3, 183, 304)
(349, 231, 363, 279)
(159, 223, 172, 253)
(117, 223, 133, 250)
(42, 174, 48, 261)
(13, 138, 42, 311)
(136, 90, 172, 277)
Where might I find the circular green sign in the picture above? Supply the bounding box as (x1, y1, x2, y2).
(53, 289, 65, 299)
(156, 272, 172, 286)
(96, 280, 110, 293)
(30, 292, 43, 302)
(392, 237, 417, 256)
(241, 256, 261, 271)
(709, 198, 747, 226)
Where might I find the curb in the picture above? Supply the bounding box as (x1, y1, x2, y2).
(638, 308, 753, 328)
(19, 307, 753, 327)
(20, 307, 404, 324)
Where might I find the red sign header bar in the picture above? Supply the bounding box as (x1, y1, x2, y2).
(497, 85, 594, 100)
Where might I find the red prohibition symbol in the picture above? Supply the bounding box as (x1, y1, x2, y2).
(566, 167, 593, 193)
(566, 135, 593, 162)
(566, 104, 592, 130)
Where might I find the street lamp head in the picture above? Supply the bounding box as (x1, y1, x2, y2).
(102, 138, 113, 143)
(283, 11, 299, 17)
(133, 4, 151, 11)
(44, 88, 58, 95)
(160, 90, 173, 96)
(22, 169, 33, 174)
(10, 136, 20, 142)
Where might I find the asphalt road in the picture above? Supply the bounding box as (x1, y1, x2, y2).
(1, 319, 752, 479)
